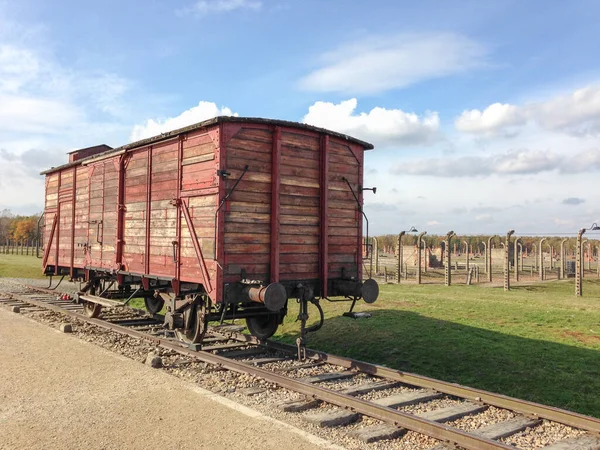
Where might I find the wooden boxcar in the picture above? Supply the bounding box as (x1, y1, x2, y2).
(41, 117, 378, 344)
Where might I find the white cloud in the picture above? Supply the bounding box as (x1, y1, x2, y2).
(130, 101, 238, 141)
(302, 98, 439, 147)
(455, 103, 525, 135)
(392, 148, 600, 177)
(299, 33, 487, 95)
(456, 84, 600, 136)
(177, 0, 262, 17)
(427, 220, 440, 226)
(0, 45, 40, 93)
(0, 94, 82, 133)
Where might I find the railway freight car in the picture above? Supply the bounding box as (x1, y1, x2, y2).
(41, 117, 378, 348)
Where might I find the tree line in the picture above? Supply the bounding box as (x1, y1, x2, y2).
(0, 209, 42, 243)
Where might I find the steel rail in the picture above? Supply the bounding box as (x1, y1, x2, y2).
(5, 289, 512, 450)
(264, 341, 600, 434)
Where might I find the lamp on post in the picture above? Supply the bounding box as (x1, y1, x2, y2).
(397, 226, 417, 284)
(416, 231, 427, 285)
(576, 223, 600, 297)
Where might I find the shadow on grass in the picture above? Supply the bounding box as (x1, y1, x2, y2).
(278, 309, 600, 418)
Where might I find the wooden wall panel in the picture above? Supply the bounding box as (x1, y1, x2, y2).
(122, 149, 148, 274)
(43, 173, 59, 268)
(327, 139, 361, 280)
(179, 129, 219, 285)
(223, 125, 273, 283)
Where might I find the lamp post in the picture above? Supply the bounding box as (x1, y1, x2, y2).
(576, 223, 600, 297)
(560, 238, 568, 280)
(487, 235, 497, 282)
(397, 226, 417, 284)
(445, 231, 456, 286)
(505, 230, 515, 291)
(416, 231, 427, 285)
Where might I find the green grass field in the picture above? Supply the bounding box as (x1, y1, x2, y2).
(1, 253, 598, 417)
(277, 280, 600, 418)
(0, 254, 45, 279)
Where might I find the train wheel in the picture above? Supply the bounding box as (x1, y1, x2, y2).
(83, 280, 102, 318)
(175, 297, 208, 344)
(144, 296, 164, 315)
(83, 301, 102, 318)
(246, 314, 279, 340)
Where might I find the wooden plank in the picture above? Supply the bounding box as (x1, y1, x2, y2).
(350, 425, 405, 444)
(303, 409, 359, 428)
(541, 435, 600, 450)
(418, 403, 487, 423)
(300, 370, 355, 384)
(339, 381, 398, 396)
(373, 390, 442, 408)
(475, 417, 541, 440)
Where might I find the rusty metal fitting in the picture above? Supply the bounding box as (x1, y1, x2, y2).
(246, 283, 287, 311)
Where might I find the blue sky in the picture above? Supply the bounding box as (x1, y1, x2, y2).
(1, 0, 600, 236)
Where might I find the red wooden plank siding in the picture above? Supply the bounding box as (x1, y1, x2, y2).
(270, 126, 281, 283)
(100, 158, 119, 270)
(356, 143, 364, 280)
(327, 139, 361, 281)
(43, 173, 59, 270)
(320, 135, 329, 297)
(278, 129, 320, 280)
(223, 124, 273, 283)
(73, 166, 89, 268)
(122, 148, 149, 274)
(148, 140, 179, 278)
(179, 128, 220, 293)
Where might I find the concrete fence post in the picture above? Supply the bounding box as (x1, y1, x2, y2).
(576, 230, 585, 296)
(539, 238, 546, 281)
(445, 231, 456, 286)
(487, 235, 497, 282)
(416, 232, 427, 285)
(397, 231, 406, 283)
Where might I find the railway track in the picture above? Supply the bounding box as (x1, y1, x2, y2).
(1, 281, 599, 450)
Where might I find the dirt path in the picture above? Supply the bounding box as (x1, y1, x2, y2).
(0, 307, 342, 450)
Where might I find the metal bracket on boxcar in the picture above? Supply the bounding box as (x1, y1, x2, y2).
(295, 284, 323, 360)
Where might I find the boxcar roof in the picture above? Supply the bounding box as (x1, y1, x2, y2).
(40, 116, 374, 175)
